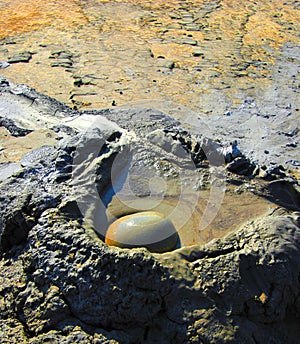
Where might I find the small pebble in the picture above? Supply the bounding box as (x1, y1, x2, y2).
(181, 39, 198, 46)
(0, 61, 10, 69)
(192, 51, 204, 57)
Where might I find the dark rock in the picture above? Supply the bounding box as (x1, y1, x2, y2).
(169, 12, 181, 19)
(49, 51, 73, 68)
(49, 51, 73, 59)
(261, 179, 300, 210)
(0, 76, 9, 86)
(73, 76, 94, 87)
(226, 157, 256, 175)
(147, 48, 154, 58)
(194, 65, 202, 71)
(181, 39, 198, 46)
(192, 51, 204, 57)
(7, 51, 33, 63)
(286, 160, 300, 166)
(0, 116, 33, 137)
(260, 165, 287, 181)
(51, 60, 73, 68)
(284, 127, 299, 137)
(286, 142, 297, 148)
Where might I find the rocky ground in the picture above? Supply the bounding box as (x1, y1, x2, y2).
(0, 79, 299, 343)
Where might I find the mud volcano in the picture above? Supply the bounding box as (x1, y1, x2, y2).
(0, 80, 300, 343)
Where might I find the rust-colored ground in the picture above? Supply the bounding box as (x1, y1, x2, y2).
(0, 0, 87, 38)
(0, 0, 299, 113)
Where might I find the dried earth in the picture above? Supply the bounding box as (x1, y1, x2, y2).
(0, 0, 299, 114)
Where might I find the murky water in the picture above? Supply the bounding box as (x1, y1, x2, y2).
(105, 177, 273, 247)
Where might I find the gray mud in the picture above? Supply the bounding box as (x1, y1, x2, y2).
(0, 79, 299, 343)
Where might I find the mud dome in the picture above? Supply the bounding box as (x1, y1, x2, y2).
(0, 79, 300, 343)
(105, 211, 179, 252)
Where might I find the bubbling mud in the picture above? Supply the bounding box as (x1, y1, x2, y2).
(105, 211, 179, 253)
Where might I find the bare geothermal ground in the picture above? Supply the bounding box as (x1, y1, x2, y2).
(0, 9, 300, 338)
(0, 0, 299, 114)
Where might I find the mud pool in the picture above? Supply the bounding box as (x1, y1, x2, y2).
(105, 181, 273, 247)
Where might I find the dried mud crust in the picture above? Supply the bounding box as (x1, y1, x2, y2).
(0, 0, 299, 115)
(1, 209, 300, 343)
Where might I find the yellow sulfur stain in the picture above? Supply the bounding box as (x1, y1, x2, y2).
(0, 0, 87, 39)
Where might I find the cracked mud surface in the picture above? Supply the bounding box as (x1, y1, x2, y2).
(0, 0, 299, 115)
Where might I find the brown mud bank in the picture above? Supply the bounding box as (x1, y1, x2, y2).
(0, 79, 299, 343)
